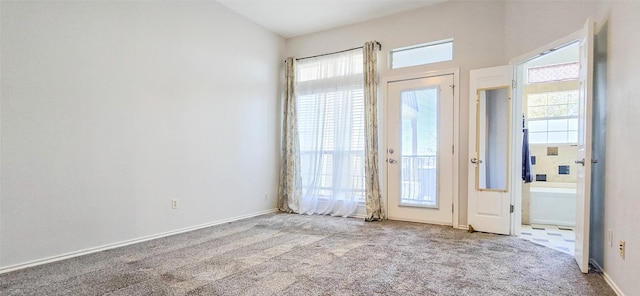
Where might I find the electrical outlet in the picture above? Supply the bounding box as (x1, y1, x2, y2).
(264, 193, 268, 201)
(171, 199, 178, 209)
(608, 229, 613, 247)
(619, 240, 625, 259)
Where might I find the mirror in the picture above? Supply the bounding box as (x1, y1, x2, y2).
(476, 87, 510, 191)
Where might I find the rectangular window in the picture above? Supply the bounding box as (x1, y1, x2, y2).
(527, 62, 579, 84)
(527, 90, 579, 144)
(390, 39, 453, 69)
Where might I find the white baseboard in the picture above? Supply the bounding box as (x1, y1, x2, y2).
(0, 208, 279, 275)
(457, 224, 469, 230)
(589, 260, 625, 296)
(603, 270, 625, 296)
(387, 216, 453, 226)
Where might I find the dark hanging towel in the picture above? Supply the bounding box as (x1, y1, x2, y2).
(522, 128, 534, 183)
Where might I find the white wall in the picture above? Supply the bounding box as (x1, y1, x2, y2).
(0, 1, 284, 268)
(286, 1, 507, 226)
(504, 1, 599, 60)
(597, 2, 640, 294)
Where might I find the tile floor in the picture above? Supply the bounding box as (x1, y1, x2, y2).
(519, 224, 576, 256)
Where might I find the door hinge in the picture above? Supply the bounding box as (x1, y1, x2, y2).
(452, 204, 454, 213)
(510, 205, 514, 213)
(512, 80, 517, 89)
(452, 145, 455, 154)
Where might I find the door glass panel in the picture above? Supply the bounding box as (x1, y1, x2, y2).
(400, 88, 438, 207)
(476, 87, 509, 191)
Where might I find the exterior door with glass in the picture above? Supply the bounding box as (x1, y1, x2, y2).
(387, 74, 454, 225)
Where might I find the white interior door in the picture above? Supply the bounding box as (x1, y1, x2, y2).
(467, 65, 513, 235)
(509, 19, 594, 273)
(387, 74, 454, 225)
(574, 20, 594, 274)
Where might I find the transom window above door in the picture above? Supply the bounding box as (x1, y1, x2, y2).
(527, 62, 579, 84)
(389, 39, 453, 69)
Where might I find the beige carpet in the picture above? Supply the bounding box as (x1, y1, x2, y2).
(0, 212, 614, 295)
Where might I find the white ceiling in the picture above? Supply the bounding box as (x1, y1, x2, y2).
(217, 0, 446, 38)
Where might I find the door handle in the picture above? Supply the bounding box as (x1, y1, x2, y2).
(470, 157, 483, 164)
(575, 158, 585, 166)
(388, 148, 395, 154)
(388, 159, 397, 164)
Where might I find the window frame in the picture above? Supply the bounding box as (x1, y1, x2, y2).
(389, 38, 454, 69)
(526, 61, 580, 84)
(526, 90, 580, 145)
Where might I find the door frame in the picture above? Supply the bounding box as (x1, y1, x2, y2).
(509, 20, 593, 273)
(509, 24, 591, 236)
(380, 68, 460, 227)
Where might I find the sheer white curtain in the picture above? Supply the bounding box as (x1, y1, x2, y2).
(295, 49, 365, 217)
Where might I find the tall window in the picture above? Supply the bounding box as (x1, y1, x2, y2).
(527, 90, 579, 144)
(295, 50, 365, 216)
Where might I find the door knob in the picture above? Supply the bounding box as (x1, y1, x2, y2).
(575, 158, 585, 166)
(470, 157, 483, 164)
(388, 148, 395, 154)
(388, 159, 397, 164)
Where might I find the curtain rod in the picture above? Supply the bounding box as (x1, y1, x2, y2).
(293, 41, 382, 61)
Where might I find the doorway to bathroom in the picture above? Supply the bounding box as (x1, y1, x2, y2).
(518, 42, 580, 256)
(470, 19, 595, 273)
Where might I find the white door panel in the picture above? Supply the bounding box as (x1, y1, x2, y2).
(574, 19, 594, 274)
(468, 65, 513, 235)
(387, 74, 454, 225)
(508, 20, 594, 273)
